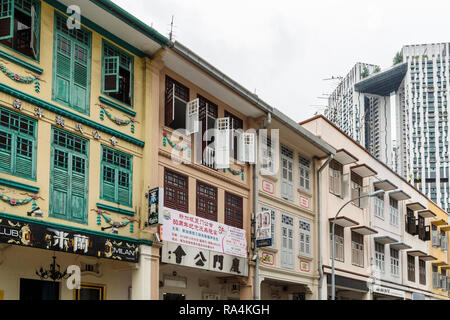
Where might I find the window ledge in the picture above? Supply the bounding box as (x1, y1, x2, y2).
(99, 96, 136, 117)
(96, 202, 134, 216)
(298, 254, 313, 261)
(0, 47, 42, 74)
(0, 177, 39, 193)
(261, 173, 278, 183)
(297, 188, 312, 197)
(260, 247, 278, 253)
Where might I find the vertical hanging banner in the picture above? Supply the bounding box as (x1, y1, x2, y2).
(160, 207, 247, 258)
(147, 187, 164, 226)
(256, 210, 272, 247)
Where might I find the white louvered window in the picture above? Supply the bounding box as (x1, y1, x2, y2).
(375, 242, 385, 274)
(299, 219, 312, 257)
(281, 214, 294, 269)
(389, 197, 399, 227)
(390, 248, 400, 277)
(281, 146, 294, 202)
(374, 192, 384, 219)
(298, 154, 311, 192)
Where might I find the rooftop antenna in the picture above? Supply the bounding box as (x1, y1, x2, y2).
(169, 15, 175, 42)
(323, 76, 343, 81)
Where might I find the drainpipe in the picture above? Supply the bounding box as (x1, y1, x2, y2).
(317, 154, 333, 300)
(254, 112, 271, 300)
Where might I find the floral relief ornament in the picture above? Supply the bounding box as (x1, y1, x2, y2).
(0, 61, 41, 93)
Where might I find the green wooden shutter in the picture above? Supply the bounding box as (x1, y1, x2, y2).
(72, 44, 89, 113)
(118, 169, 131, 206)
(15, 136, 33, 178)
(30, 2, 40, 59)
(51, 129, 88, 223)
(70, 154, 87, 223)
(0, 130, 12, 172)
(103, 56, 119, 93)
(100, 146, 132, 206)
(101, 163, 116, 202)
(52, 148, 69, 219)
(55, 34, 72, 104)
(0, 0, 14, 40)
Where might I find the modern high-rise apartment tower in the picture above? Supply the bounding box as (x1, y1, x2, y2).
(326, 43, 450, 213)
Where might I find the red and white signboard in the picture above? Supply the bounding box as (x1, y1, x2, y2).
(160, 207, 247, 258)
(262, 179, 274, 194)
(299, 195, 310, 209)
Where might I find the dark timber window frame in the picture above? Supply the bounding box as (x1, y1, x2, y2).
(198, 94, 218, 169)
(407, 254, 415, 282)
(350, 171, 362, 207)
(224, 191, 243, 229)
(196, 180, 217, 221)
(164, 168, 188, 213)
(164, 75, 189, 130)
(419, 259, 426, 285)
(101, 40, 134, 107)
(0, 0, 40, 60)
(224, 110, 243, 160)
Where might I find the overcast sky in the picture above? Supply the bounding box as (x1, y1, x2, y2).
(113, 0, 450, 122)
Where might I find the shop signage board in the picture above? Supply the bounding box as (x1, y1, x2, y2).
(256, 210, 272, 247)
(161, 241, 249, 277)
(0, 215, 140, 262)
(160, 207, 247, 258)
(372, 285, 405, 298)
(147, 187, 164, 226)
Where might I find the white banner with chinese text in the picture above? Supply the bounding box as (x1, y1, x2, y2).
(160, 207, 247, 258)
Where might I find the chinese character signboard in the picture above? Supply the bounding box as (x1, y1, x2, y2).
(0, 215, 140, 262)
(256, 210, 272, 247)
(161, 242, 248, 276)
(160, 207, 247, 258)
(148, 187, 164, 226)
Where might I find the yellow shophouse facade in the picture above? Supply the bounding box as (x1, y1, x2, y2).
(427, 201, 450, 300)
(0, 0, 169, 300)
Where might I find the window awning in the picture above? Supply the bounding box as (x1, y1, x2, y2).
(419, 255, 437, 261)
(373, 179, 398, 191)
(329, 216, 359, 228)
(374, 235, 398, 244)
(440, 265, 450, 270)
(440, 225, 450, 232)
(417, 210, 436, 219)
(407, 250, 427, 257)
(431, 219, 447, 226)
(389, 190, 411, 201)
(351, 226, 378, 236)
(432, 261, 448, 266)
(406, 202, 426, 211)
(334, 149, 359, 165)
(350, 164, 377, 178)
(389, 242, 412, 250)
